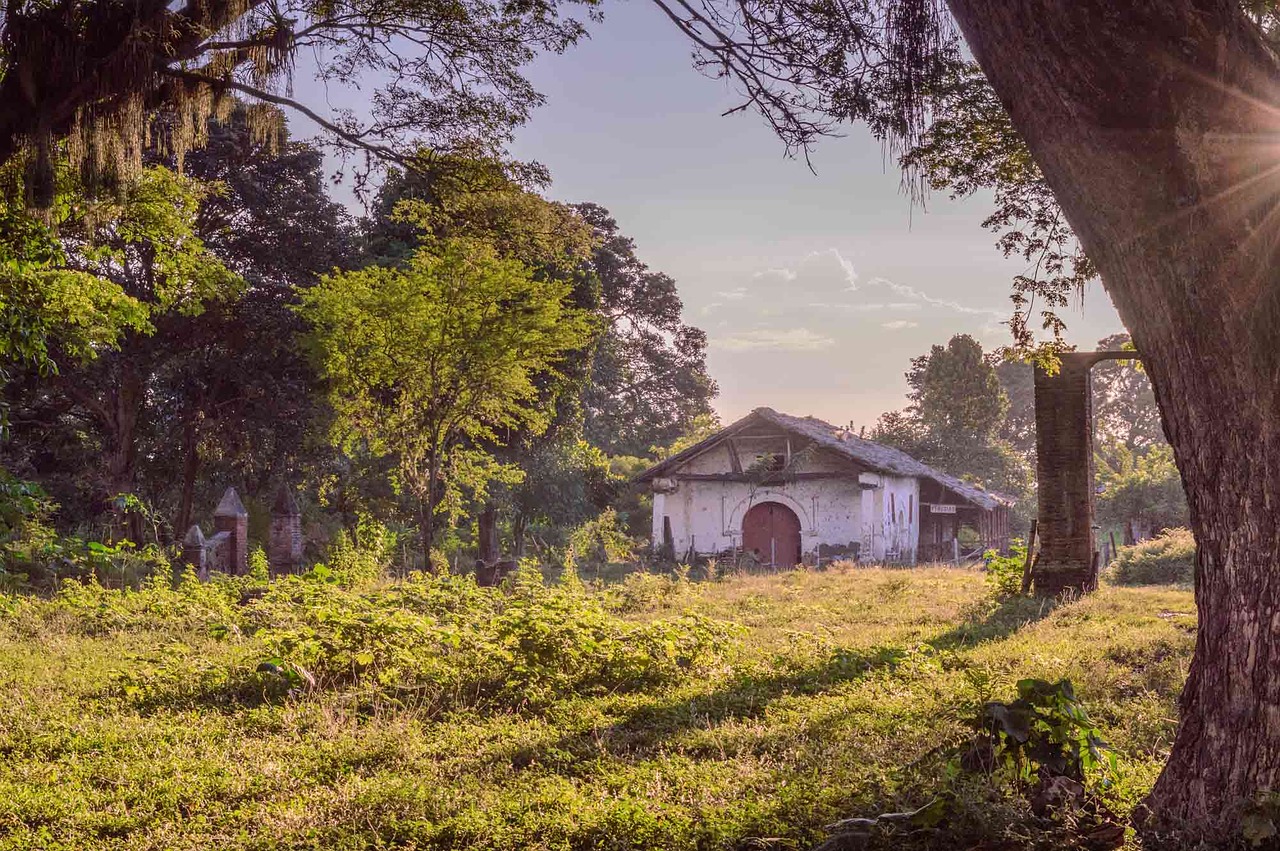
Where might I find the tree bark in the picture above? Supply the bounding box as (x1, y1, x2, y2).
(477, 501, 499, 564)
(513, 512, 528, 561)
(177, 416, 200, 535)
(945, 0, 1280, 841)
(103, 362, 145, 543)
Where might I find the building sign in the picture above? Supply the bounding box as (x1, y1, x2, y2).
(930, 504, 957, 514)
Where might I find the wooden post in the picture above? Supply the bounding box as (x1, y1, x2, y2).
(1020, 519, 1039, 595)
(952, 538, 960, 565)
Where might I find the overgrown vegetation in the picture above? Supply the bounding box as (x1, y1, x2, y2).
(1108, 529, 1196, 587)
(0, 561, 1193, 850)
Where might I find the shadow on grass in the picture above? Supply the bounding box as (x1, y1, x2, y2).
(926, 594, 1060, 652)
(505, 644, 910, 769)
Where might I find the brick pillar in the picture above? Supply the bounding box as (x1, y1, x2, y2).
(1033, 353, 1102, 596)
(269, 485, 303, 577)
(213, 487, 249, 575)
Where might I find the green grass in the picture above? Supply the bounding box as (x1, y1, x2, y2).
(0, 565, 1194, 850)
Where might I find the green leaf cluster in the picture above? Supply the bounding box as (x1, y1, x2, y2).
(297, 237, 596, 547)
(979, 678, 1117, 785)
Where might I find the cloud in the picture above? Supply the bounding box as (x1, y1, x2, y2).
(808, 301, 924, 313)
(711, 328, 837, 352)
(867, 276, 1005, 319)
(753, 267, 798, 282)
(706, 249, 1007, 337)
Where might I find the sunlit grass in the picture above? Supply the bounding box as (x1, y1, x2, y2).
(0, 564, 1192, 850)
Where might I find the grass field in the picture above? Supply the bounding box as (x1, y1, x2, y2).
(0, 563, 1194, 850)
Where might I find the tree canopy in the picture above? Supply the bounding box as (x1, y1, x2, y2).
(0, 0, 601, 204)
(296, 238, 595, 555)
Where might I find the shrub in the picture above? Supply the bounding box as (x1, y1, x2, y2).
(602, 570, 683, 614)
(1108, 528, 1195, 586)
(5, 569, 250, 637)
(310, 515, 398, 586)
(983, 541, 1027, 598)
(117, 568, 740, 714)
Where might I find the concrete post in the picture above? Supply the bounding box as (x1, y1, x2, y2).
(213, 487, 249, 575)
(269, 485, 303, 576)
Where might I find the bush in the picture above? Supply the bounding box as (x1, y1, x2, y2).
(1108, 528, 1195, 586)
(983, 541, 1027, 598)
(111, 568, 739, 714)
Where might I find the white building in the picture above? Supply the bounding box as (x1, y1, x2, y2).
(637, 408, 1014, 566)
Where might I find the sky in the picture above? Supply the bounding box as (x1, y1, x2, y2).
(291, 1, 1127, 430)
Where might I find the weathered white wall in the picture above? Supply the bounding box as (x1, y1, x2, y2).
(650, 441, 921, 564)
(857, 473, 920, 562)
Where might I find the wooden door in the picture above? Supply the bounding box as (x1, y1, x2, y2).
(741, 502, 802, 568)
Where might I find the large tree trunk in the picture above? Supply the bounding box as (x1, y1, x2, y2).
(945, 0, 1280, 841)
(477, 502, 500, 564)
(103, 362, 145, 543)
(512, 512, 528, 561)
(177, 416, 200, 535)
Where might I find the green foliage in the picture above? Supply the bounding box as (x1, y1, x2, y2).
(0, 474, 169, 590)
(910, 334, 1008, 440)
(575, 203, 718, 457)
(113, 568, 736, 714)
(310, 516, 399, 586)
(563, 508, 636, 572)
(872, 335, 1030, 502)
(17, 570, 250, 636)
(0, 564, 1191, 850)
(651, 411, 723, 460)
(602, 569, 685, 614)
(1108, 528, 1196, 586)
(983, 541, 1027, 599)
(902, 63, 1093, 353)
(297, 237, 596, 550)
(979, 678, 1116, 784)
(1096, 443, 1188, 536)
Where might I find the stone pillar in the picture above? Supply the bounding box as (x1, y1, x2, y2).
(1032, 351, 1139, 596)
(269, 485, 303, 576)
(181, 524, 209, 582)
(213, 487, 249, 576)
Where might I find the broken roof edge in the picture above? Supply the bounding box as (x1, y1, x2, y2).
(635, 406, 1016, 511)
(632, 411, 761, 483)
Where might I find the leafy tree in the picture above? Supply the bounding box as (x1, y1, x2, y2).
(1096, 443, 1188, 540)
(575, 204, 718, 456)
(142, 109, 356, 532)
(650, 412, 723, 460)
(0, 0, 599, 202)
(1091, 333, 1163, 452)
(907, 334, 1007, 439)
(297, 238, 595, 556)
(994, 359, 1035, 462)
(1, 166, 240, 531)
(5, 110, 354, 535)
(364, 161, 601, 562)
(872, 334, 1027, 500)
(663, 0, 1280, 834)
(499, 438, 616, 560)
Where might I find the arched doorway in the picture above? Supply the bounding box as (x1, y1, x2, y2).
(742, 501, 802, 568)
